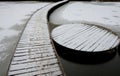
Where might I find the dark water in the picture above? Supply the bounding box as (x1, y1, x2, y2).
(56, 41, 120, 76)
(59, 51, 120, 76)
(55, 42, 120, 76)
(60, 55, 120, 76)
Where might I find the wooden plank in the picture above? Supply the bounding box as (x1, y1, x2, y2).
(81, 30, 108, 51)
(62, 25, 97, 46)
(112, 39, 119, 48)
(10, 59, 58, 71)
(9, 64, 60, 76)
(53, 24, 86, 41)
(54, 24, 91, 45)
(66, 26, 99, 49)
(94, 34, 115, 51)
(86, 32, 111, 51)
(74, 27, 104, 51)
(12, 55, 56, 65)
(103, 35, 118, 50)
(52, 24, 77, 37)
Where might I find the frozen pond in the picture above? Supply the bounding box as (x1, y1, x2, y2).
(49, 1, 120, 76)
(50, 2, 120, 36)
(0, 2, 50, 75)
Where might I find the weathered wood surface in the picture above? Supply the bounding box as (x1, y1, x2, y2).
(52, 24, 120, 52)
(8, 2, 66, 76)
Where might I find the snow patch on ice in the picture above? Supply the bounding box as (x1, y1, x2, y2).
(50, 2, 120, 36)
(50, 2, 120, 26)
(0, 2, 49, 29)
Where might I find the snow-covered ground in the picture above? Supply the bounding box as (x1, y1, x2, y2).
(0, 2, 50, 75)
(50, 2, 120, 36)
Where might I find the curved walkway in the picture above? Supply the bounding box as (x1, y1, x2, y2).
(8, 1, 66, 76)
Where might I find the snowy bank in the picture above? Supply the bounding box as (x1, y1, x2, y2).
(0, 2, 50, 75)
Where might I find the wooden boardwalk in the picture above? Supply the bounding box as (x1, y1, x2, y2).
(52, 23, 120, 52)
(8, 1, 66, 76)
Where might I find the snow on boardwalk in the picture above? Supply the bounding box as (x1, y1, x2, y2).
(8, 2, 65, 76)
(52, 24, 120, 52)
